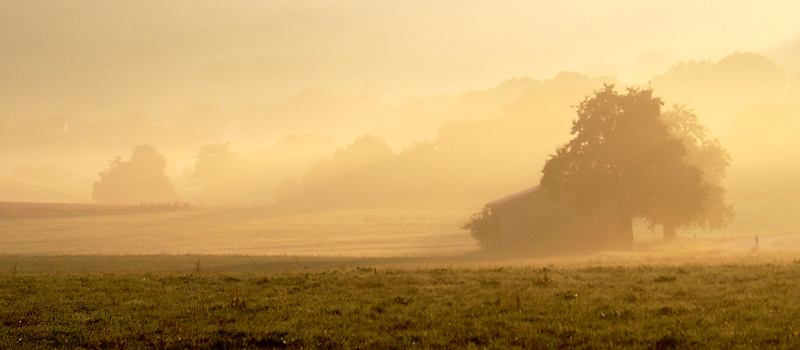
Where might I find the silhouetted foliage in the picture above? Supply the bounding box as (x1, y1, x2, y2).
(651, 52, 788, 126)
(92, 145, 181, 205)
(461, 207, 499, 251)
(193, 143, 242, 186)
(541, 85, 728, 243)
(300, 135, 395, 205)
(660, 105, 734, 235)
(189, 143, 247, 206)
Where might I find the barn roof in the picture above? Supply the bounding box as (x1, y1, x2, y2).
(486, 186, 540, 208)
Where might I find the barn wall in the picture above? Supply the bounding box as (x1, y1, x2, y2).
(488, 188, 626, 255)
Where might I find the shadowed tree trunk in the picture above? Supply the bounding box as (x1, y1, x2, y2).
(663, 221, 677, 240)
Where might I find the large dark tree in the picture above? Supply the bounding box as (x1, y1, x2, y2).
(92, 145, 181, 205)
(540, 85, 730, 247)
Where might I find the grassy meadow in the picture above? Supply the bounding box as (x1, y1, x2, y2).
(3, 257, 800, 349)
(3, 203, 800, 348)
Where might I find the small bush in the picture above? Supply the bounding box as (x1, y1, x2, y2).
(462, 207, 500, 250)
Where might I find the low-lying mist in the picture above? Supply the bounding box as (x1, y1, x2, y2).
(2, 51, 800, 241)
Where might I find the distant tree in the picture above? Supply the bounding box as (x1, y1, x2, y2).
(651, 52, 787, 121)
(540, 85, 729, 246)
(190, 143, 245, 205)
(92, 145, 181, 204)
(302, 134, 394, 190)
(659, 105, 733, 237)
(299, 134, 396, 206)
(192, 143, 242, 185)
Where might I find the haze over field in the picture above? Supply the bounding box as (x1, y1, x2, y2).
(2, 1, 800, 243)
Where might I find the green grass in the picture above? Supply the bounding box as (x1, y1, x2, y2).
(2, 204, 800, 348)
(3, 260, 800, 349)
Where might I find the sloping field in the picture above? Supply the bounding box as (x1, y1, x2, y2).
(0, 178, 80, 203)
(2, 201, 799, 260)
(0, 205, 478, 257)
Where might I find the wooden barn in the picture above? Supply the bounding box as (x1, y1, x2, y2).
(483, 186, 629, 254)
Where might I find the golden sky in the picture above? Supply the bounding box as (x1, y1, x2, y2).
(2, 0, 800, 120)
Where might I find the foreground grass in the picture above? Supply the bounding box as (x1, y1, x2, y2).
(3, 262, 800, 349)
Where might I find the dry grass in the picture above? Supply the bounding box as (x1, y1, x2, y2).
(0, 205, 476, 256)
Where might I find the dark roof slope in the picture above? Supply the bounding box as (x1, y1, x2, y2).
(486, 186, 539, 208)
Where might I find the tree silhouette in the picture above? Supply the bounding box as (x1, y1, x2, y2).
(92, 145, 181, 204)
(302, 135, 394, 190)
(192, 143, 242, 186)
(540, 85, 729, 246)
(658, 105, 733, 238)
(189, 143, 246, 205)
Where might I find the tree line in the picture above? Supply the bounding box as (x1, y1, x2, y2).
(87, 53, 796, 214)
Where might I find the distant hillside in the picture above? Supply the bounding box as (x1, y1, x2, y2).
(0, 178, 81, 203)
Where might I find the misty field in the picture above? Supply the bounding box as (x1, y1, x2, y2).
(3, 257, 800, 349)
(3, 201, 797, 258)
(4, 204, 800, 348)
(0, 205, 476, 257)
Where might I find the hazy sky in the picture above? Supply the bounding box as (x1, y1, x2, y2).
(3, 0, 800, 120)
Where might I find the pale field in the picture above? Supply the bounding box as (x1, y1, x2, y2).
(0, 206, 479, 257)
(1, 202, 799, 274)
